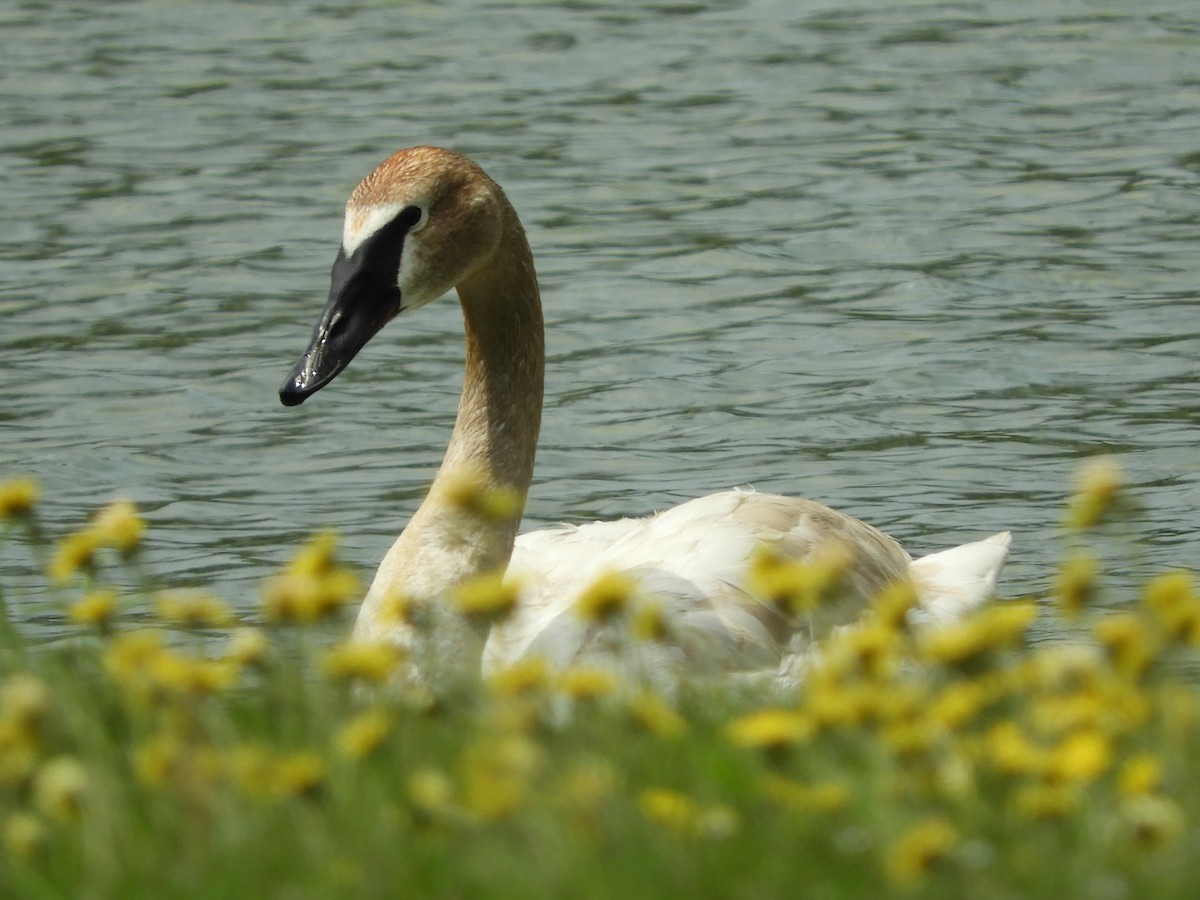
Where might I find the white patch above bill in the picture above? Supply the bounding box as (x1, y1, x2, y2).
(343, 203, 408, 258)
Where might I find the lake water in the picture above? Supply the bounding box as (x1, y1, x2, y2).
(2, 0, 1198, 633)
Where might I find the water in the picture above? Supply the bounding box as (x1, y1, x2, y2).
(2, 0, 1198, 632)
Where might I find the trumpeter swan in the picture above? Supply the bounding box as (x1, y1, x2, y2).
(279, 146, 1010, 690)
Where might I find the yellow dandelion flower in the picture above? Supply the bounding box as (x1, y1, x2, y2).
(822, 619, 902, 681)
(227, 744, 275, 798)
(558, 665, 619, 701)
(336, 709, 391, 760)
(1048, 730, 1111, 784)
(927, 681, 990, 733)
(47, 529, 104, 583)
(574, 570, 636, 622)
(1122, 794, 1185, 849)
(225, 628, 271, 668)
(408, 767, 455, 816)
(440, 469, 523, 522)
(1142, 571, 1200, 643)
(67, 588, 119, 629)
(0, 720, 39, 785)
(487, 657, 551, 698)
(1094, 613, 1157, 680)
(873, 580, 918, 630)
(726, 709, 814, 751)
(1011, 783, 1079, 820)
(91, 499, 145, 554)
(375, 588, 415, 627)
(273, 750, 326, 798)
(155, 590, 235, 629)
(1, 674, 51, 737)
(984, 721, 1048, 777)
(2, 811, 45, 860)
(1118, 753, 1163, 798)
(1054, 553, 1098, 619)
(321, 640, 402, 684)
(103, 629, 166, 687)
(133, 732, 185, 787)
(631, 600, 669, 642)
(0, 478, 39, 520)
(762, 774, 849, 813)
(288, 530, 339, 578)
(556, 759, 617, 815)
(454, 571, 520, 624)
(639, 787, 698, 832)
(264, 533, 359, 623)
(150, 653, 238, 697)
(919, 601, 1036, 668)
(1065, 456, 1122, 530)
(627, 690, 688, 738)
(884, 817, 958, 888)
(32, 756, 87, 822)
(461, 735, 541, 822)
(748, 542, 853, 615)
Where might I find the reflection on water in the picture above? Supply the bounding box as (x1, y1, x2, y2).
(2, 1, 1198, 634)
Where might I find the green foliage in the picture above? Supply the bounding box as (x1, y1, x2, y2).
(1, 468, 1198, 899)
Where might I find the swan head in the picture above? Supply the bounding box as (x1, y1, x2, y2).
(280, 146, 504, 406)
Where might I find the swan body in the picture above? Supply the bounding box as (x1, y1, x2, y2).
(280, 146, 1010, 689)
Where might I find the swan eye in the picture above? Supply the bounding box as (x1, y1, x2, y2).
(398, 205, 425, 232)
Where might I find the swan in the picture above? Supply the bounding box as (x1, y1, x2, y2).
(279, 146, 1010, 690)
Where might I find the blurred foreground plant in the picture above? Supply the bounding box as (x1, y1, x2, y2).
(0, 468, 1198, 899)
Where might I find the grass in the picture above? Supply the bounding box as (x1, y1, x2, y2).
(1, 461, 1198, 899)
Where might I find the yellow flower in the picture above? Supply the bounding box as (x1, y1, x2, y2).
(133, 732, 185, 787)
(440, 469, 522, 522)
(984, 721, 1048, 777)
(150, 653, 239, 697)
(747, 542, 853, 615)
(0, 478, 39, 520)
(0, 720, 38, 785)
(336, 709, 391, 760)
(627, 690, 688, 738)
(639, 787, 698, 832)
(67, 588, 119, 629)
(273, 751, 326, 798)
(1142, 571, 1200, 643)
(873, 580, 918, 630)
(263, 533, 359, 623)
(558, 666, 619, 701)
(1093, 613, 1157, 680)
(1054, 553, 1098, 619)
(1118, 753, 1163, 798)
(927, 681, 990, 733)
(321, 640, 402, 684)
(155, 590, 235, 629)
(884, 817, 958, 887)
(1012, 783, 1079, 820)
(1065, 456, 1122, 529)
(2, 811, 45, 859)
(91, 499, 145, 554)
(919, 601, 1037, 668)
(454, 571, 520, 624)
(487, 657, 551, 698)
(408, 767, 455, 817)
(574, 571, 636, 622)
(1122, 794, 1185, 849)
(224, 628, 271, 668)
(1048, 730, 1111, 784)
(32, 756, 87, 822)
(631, 601, 669, 642)
(726, 709, 814, 751)
(1, 674, 51, 738)
(47, 529, 104, 583)
(762, 774, 849, 813)
(103, 629, 166, 688)
(461, 735, 541, 822)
